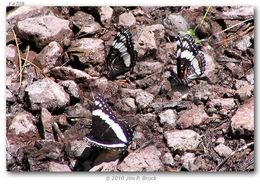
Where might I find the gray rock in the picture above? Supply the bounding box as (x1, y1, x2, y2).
(116, 97, 137, 112)
(135, 91, 154, 109)
(161, 152, 174, 166)
(135, 25, 157, 56)
(234, 80, 254, 101)
(99, 6, 113, 28)
(25, 78, 70, 111)
(118, 145, 163, 171)
(164, 129, 202, 151)
(176, 105, 208, 129)
(236, 35, 252, 51)
(65, 140, 90, 158)
(231, 97, 254, 136)
(246, 68, 254, 85)
(67, 103, 91, 119)
(50, 66, 95, 82)
(216, 137, 225, 144)
(148, 24, 165, 39)
(16, 15, 73, 48)
(133, 61, 163, 76)
(78, 22, 102, 36)
(6, 44, 17, 63)
(59, 80, 81, 99)
(214, 144, 233, 157)
(6, 6, 51, 32)
(68, 38, 105, 65)
(93, 77, 119, 99)
(163, 14, 189, 37)
(159, 109, 177, 128)
(6, 89, 16, 102)
(41, 108, 54, 140)
(35, 41, 63, 72)
(119, 12, 136, 27)
(48, 161, 71, 172)
(70, 11, 95, 29)
(89, 160, 119, 172)
(120, 88, 143, 98)
(223, 6, 254, 19)
(9, 112, 37, 135)
(181, 153, 198, 171)
(207, 98, 236, 116)
(225, 62, 244, 79)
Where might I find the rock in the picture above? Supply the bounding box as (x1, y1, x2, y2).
(93, 77, 119, 99)
(118, 12, 136, 27)
(133, 61, 163, 77)
(59, 80, 81, 99)
(164, 130, 202, 151)
(148, 99, 179, 112)
(65, 140, 90, 158)
(135, 26, 157, 56)
(70, 11, 95, 29)
(135, 91, 154, 109)
(176, 105, 208, 129)
(35, 41, 63, 72)
(68, 38, 105, 65)
(89, 160, 119, 172)
(204, 51, 217, 82)
(225, 62, 244, 79)
(67, 103, 91, 119)
(234, 80, 254, 101)
(25, 78, 70, 111)
(99, 6, 113, 28)
(236, 35, 252, 51)
(159, 109, 177, 128)
(50, 66, 95, 82)
(115, 97, 137, 113)
(6, 89, 16, 102)
(6, 6, 51, 32)
(163, 13, 189, 37)
(6, 44, 17, 63)
(216, 137, 225, 144)
(9, 112, 37, 135)
(214, 144, 233, 158)
(118, 145, 163, 171)
(48, 162, 71, 172)
(181, 153, 198, 171)
(245, 69, 254, 85)
(161, 152, 174, 166)
(231, 97, 254, 136)
(16, 15, 73, 48)
(41, 108, 54, 140)
(207, 98, 236, 116)
(148, 24, 165, 39)
(78, 22, 102, 36)
(34, 140, 64, 160)
(222, 6, 254, 19)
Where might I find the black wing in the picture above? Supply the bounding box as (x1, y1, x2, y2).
(106, 27, 138, 79)
(84, 94, 133, 151)
(174, 34, 207, 85)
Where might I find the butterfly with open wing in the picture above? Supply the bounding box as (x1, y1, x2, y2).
(106, 27, 138, 79)
(169, 34, 207, 85)
(83, 94, 134, 151)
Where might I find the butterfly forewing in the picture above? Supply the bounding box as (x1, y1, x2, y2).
(106, 28, 138, 79)
(84, 94, 133, 151)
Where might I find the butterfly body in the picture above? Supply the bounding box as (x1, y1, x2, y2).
(106, 28, 138, 79)
(84, 94, 133, 151)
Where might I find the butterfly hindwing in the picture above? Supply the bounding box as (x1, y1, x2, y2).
(106, 27, 138, 79)
(84, 94, 133, 151)
(173, 34, 207, 85)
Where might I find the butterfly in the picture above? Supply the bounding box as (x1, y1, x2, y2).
(170, 34, 207, 85)
(83, 94, 133, 151)
(106, 27, 138, 79)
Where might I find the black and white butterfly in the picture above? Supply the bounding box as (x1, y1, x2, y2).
(170, 34, 207, 85)
(106, 27, 138, 79)
(83, 94, 133, 151)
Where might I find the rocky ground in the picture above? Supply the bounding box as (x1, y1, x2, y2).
(6, 6, 254, 172)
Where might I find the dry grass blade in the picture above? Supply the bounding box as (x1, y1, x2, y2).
(12, 29, 22, 86)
